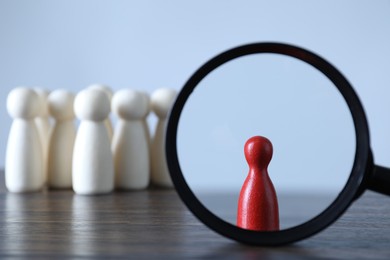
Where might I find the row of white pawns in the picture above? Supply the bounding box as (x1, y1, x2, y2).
(5, 84, 177, 195)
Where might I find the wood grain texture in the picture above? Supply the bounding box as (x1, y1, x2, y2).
(0, 171, 390, 259)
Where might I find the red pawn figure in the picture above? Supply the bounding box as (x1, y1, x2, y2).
(237, 136, 279, 231)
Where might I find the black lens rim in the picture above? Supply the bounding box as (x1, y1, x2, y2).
(166, 42, 370, 246)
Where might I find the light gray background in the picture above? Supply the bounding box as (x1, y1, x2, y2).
(0, 0, 389, 192)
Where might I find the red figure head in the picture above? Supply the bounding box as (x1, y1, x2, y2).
(244, 136, 273, 170)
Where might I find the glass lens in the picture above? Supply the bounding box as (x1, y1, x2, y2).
(176, 53, 356, 230)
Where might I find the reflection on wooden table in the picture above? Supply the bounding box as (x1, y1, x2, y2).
(0, 172, 390, 258)
(198, 191, 336, 229)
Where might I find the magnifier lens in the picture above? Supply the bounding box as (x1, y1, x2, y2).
(177, 53, 356, 230)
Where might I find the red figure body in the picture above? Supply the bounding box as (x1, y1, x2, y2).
(237, 136, 279, 231)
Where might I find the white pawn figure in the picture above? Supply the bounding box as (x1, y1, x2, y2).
(33, 88, 50, 183)
(141, 92, 152, 177)
(88, 84, 114, 140)
(47, 90, 76, 189)
(5, 87, 44, 192)
(112, 89, 150, 190)
(151, 88, 177, 188)
(72, 89, 114, 195)
(141, 91, 152, 149)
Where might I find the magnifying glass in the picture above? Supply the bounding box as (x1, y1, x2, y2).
(166, 42, 390, 246)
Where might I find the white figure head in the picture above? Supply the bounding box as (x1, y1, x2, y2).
(141, 91, 151, 119)
(151, 88, 177, 119)
(88, 84, 113, 101)
(48, 90, 75, 121)
(112, 89, 149, 120)
(33, 88, 50, 117)
(7, 87, 40, 119)
(74, 89, 111, 122)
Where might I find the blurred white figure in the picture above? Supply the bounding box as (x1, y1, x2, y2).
(72, 89, 114, 195)
(47, 90, 76, 189)
(33, 88, 50, 184)
(5, 87, 44, 192)
(141, 91, 152, 177)
(150, 88, 177, 188)
(112, 89, 150, 190)
(88, 84, 114, 140)
(141, 91, 152, 149)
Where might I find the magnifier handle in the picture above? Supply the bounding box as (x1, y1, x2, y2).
(367, 165, 390, 196)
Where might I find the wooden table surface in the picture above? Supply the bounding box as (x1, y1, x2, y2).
(0, 173, 390, 259)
